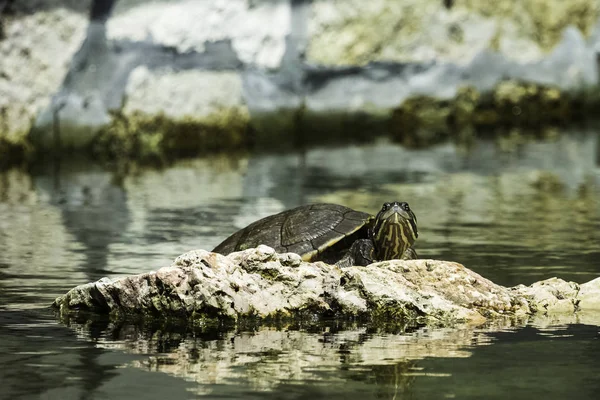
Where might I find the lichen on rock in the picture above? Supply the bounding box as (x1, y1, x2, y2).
(307, 0, 600, 65)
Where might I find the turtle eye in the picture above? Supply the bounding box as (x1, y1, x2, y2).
(381, 202, 390, 211)
(401, 202, 410, 211)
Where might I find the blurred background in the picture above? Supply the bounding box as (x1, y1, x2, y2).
(2, 0, 600, 160)
(1, 1, 600, 399)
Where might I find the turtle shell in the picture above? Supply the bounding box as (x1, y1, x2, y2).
(213, 203, 372, 261)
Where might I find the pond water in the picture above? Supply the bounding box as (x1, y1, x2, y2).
(1, 130, 600, 399)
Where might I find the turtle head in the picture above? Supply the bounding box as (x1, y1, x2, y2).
(371, 201, 418, 260)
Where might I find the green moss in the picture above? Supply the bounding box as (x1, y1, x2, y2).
(298, 109, 390, 145)
(93, 107, 251, 163)
(245, 107, 393, 151)
(368, 300, 423, 322)
(308, 0, 434, 65)
(390, 80, 597, 147)
(487, 81, 571, 124)
(186, 311, 236, 329)
(390, 96, 453, 147)
(3, 78, 600, 171)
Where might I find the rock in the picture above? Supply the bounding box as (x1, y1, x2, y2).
(107, 0, 291, 70)
(307, 0, 599, 67)
(0, 3, 90, 148)
(579, 277, 600, 311)
(511, 278, 581, 313)
(54, 246, 597, 325)
(123, 67, 247, 119)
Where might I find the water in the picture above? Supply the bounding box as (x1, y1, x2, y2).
(1, 131, 600, 399)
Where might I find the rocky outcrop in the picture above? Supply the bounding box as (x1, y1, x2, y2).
(515, 277, 600, 313)
(53, 246, 600, 325)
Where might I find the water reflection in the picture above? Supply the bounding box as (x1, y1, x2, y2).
(0, 311, 195, 399)
(34, 160, 131, 283)
(58, 316, 600, 399)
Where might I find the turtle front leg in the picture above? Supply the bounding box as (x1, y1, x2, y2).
(335, 239, 375, 268)
(336, 241, 418, 267)
(401, 247, 418, 260)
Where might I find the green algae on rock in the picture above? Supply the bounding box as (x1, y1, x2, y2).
(90, 67, 252, 162)
(92, 108, 250, 163)
(390, 80, 595, 147)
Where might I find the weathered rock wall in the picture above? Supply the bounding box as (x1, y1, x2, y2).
(0, 0, 91, 164)
(2, 0, 600, 161)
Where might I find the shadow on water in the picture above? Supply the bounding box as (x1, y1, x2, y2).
(1, 128, 600, 399)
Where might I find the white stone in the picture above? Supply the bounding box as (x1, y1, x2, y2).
(579, 277, 600, 311)
(108, 0, 291, 69)
(124, 66, 246, 118)
(0, 7, 90, 138)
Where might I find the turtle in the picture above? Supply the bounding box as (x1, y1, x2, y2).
(212, 201, 418, 267)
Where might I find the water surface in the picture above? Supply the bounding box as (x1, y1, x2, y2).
(1, 131, 599, 399)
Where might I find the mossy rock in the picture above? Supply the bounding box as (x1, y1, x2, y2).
(390, 80, 597, 148)
(486, 80, 572, 125)
(389, 96, 453, 147)
(249, 107, 392, 150)
(93, 107, 251, 163)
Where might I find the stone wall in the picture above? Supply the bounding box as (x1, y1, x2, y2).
(1, 0, 600, 162)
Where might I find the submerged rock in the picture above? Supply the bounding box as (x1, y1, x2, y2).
(53, 246, 599, 325)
